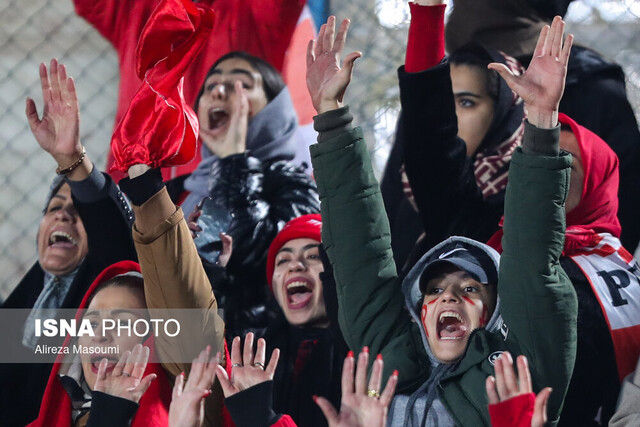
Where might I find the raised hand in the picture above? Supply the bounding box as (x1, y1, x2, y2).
(217, 232, 233, 268)
(306, 16, 362, 114)
(93, 343, 157, 403)
(488, 16, 573, 128)
(215, 333, 279, 397)
(200, 80, 249, 158)
(314, 349, 398, 427)
(26, 59, 86, 171)
(485, 351, 552, 427)
(169, 346, 218, 427)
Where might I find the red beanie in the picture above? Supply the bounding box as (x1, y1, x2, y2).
(266, 214, 322, 290)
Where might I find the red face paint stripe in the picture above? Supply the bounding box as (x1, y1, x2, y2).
(480, 305, 489, 327)
(462, 296, 476, 305)
(427, 299, 437, 305)
(421, 304, 429, 337)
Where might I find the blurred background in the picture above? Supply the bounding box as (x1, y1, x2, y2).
(1, 0, 639, 299)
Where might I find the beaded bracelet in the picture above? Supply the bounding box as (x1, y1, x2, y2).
(55, 146, 86, 175)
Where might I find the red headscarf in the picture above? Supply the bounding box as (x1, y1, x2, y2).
(487, 113, 621, 255)
(28, 261, 172, 427)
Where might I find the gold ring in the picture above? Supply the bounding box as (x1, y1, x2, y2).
(367, 389, 380, 399)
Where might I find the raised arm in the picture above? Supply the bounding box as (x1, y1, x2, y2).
(399, 2, 503, 250)
(492, 17, 577, 424)
(307, 17, 429, 391)
(26, 59, 136, 268)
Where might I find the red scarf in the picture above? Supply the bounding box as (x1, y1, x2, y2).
(486, 115, 640, 380)
(28, 261, 172, 427)
(487, 113, 621, 254)
(111, 0, 214, 172)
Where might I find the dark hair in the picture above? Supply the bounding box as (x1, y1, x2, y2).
(449, 45, 500, 102)
(195, 51, 285, 109)
(87, 274, 147, 309)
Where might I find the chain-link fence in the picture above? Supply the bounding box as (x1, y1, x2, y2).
(1, 0, 639, 299)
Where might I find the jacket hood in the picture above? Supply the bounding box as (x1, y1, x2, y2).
(401, 236, 502, 361)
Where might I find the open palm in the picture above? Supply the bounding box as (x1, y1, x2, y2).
(26, 59, 82, 163)
(306, 16, 362, 114)
(315, 350, 398, 427)
(489, 16, 573, 128)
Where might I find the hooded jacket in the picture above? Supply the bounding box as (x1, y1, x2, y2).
(310, 110, 577, 426)
(388, 237, 502, 426)
(28, 261, 172, 427)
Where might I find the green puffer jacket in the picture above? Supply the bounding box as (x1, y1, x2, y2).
(310, 125, 577, 426)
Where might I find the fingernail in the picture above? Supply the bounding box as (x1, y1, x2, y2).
(312, 395, 318, 403)
(362, 346, 369, 354)
(376, 354, 383, 361)
(180, 371, 185, 377)
(203, 389, 213, 397)
(392, 370, 399, 377)
(347, 351, 354, 358)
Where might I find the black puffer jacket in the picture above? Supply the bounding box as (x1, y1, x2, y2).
(191, 152, 320, 341)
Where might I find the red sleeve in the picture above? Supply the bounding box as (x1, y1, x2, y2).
(270, 415, 298, 427)
(72, 0, 158, 49)
(405, 3, 446, 73)
(488, 393, 536, 427)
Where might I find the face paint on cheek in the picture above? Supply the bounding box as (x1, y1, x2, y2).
(479, 305, 489, 327)
(421, 304, 429, 338)
(462, 296, 476, 306)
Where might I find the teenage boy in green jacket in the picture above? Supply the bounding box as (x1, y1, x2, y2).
(305, 15, 578, 426)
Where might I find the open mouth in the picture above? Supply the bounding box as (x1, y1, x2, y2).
(437, 311, 468, 340)
(48, 230, 78, 248)
(208, 107, 230, 132)
(90, 355, 119, 374)
(285, 279, 314, 309)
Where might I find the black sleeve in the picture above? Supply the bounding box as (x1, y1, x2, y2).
(224, 381, 282, 427)
(117, 168, 165, 207)
(71, 172, 138, 279)
(380, 117, 425, 270)
(86, 391, 139, 427)
(398, 62, 503, 251)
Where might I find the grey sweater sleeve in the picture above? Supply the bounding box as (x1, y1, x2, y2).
(521, 120, 561, 156)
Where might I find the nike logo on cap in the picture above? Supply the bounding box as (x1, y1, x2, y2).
(438, 248, 467, 259)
